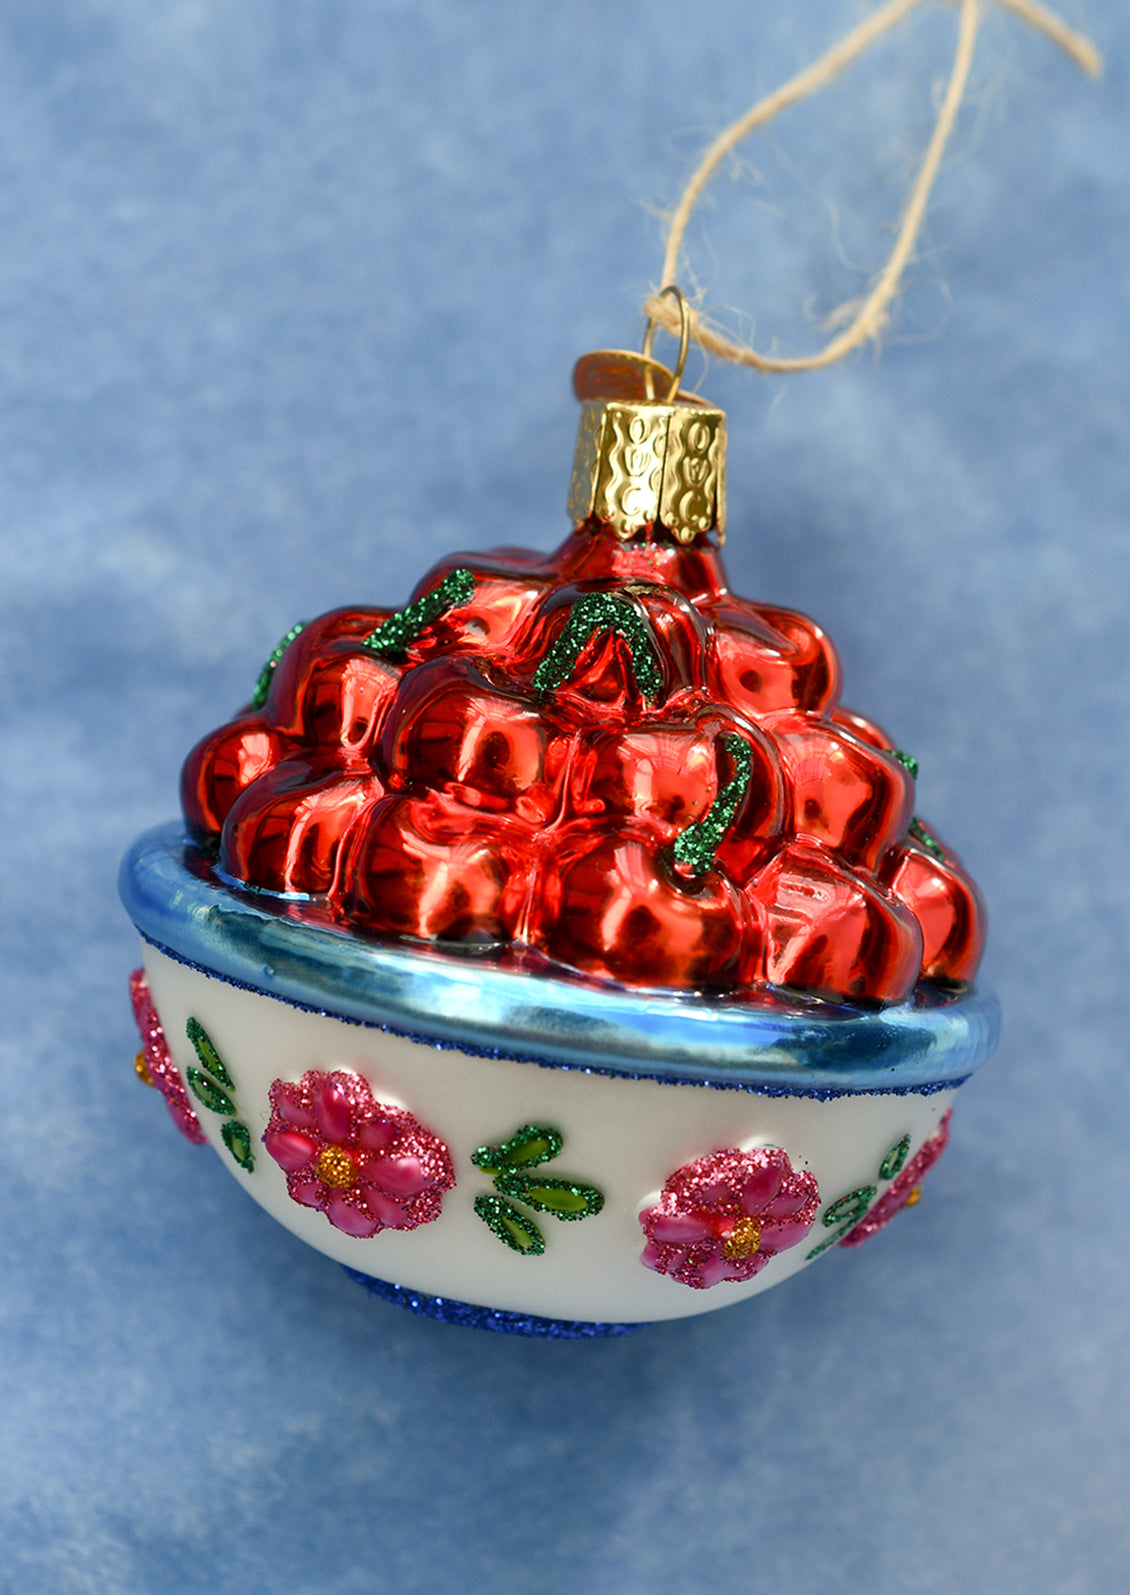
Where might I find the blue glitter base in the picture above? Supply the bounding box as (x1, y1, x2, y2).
(342, 1268, 648, 1338)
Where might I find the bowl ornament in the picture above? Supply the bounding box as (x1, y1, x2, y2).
(121, 351, 997, 1336)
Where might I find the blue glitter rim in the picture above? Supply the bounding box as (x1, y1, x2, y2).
(120, 822, 999, 1097)
(342, 1267, 646, 1337)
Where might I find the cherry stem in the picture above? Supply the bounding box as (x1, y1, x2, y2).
(362, 567, 475, 658)
(670, 733, 753, 876)
(531, 592, 664, 703)
(251, 620, 308, 710)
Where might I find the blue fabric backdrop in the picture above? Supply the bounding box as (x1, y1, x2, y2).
(2, 3, 1127, 1591)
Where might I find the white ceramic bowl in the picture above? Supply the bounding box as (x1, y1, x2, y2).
(121, 823, 998, 1336)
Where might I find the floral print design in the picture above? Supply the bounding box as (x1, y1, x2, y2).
(129, 969, 207, 1145)
(263, 1069, 455, 1237)
(639, 1146, 819, 1289)
(839, 1110, 952, 1247)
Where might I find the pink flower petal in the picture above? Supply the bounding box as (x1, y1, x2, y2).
(357, 1117, 397, 1154)
(648, 1211, 716, 1246)
(314, 1079, 353, 1142)
(761, 1216, 816, 1252)
(273, 1090, 317, 1131)
(264, 1129, 319, 1173)
(739, 1160, 785, 1215)
(288, 1178, 324, 1209)
(362, 1154, 431, 1198)
(363, 1190, 414, 1229)
(325, 1196, 381, 1237)
(760, 1178, 818, 1223)
(687, 1253, 730, 1289)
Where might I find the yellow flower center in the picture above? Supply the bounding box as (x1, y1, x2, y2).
(315, 1145, 357, 1189)
(134, 1050, 155, 1088)
(722, 1216, 762, 1261)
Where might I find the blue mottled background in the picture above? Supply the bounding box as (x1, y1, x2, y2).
(2, 4, 1127, 1592)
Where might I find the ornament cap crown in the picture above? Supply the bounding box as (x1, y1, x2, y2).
(567, 353, 727, 545)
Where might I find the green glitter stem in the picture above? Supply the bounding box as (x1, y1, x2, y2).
(474, 1194, 545, 1256)
(187, 1067, 235, 1117)
(221, 1120, 255, 1172)
(361, 567, 475, 658)
(531, 592, 663, 703)
(186, 1017, 234, 1089)
(471, 1124, 564, 1175)
(669, 734, 754, 877)
(879, 1135, 912, 1182)
(909, 818, 946, 863)
(892, 749, 919, 780)
(493, 1173, 605, 1221)
(251, 621, 308, 710)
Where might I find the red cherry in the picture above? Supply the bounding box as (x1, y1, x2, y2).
(881, 831, 986, 983)
(751, 843, 923, 1005)
(181, 714, 292, 840)
(708, 599, 841, 716)
(379, 656, 567, 822)
(831, 705, 895, 752)
(397, 550, 553, 660)
(293, 641, 402, 758)
(528, 828, 755, 990)
(765, 710, 915, 873)
(348, 793, 533, 947)
(219, 755, 386, 896)
(512, 582, 672, 718)
(568, 710, 785, 881)
(263, 608, 391, 735)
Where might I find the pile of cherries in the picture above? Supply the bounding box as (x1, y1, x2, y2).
(181, 524, 984, 1005)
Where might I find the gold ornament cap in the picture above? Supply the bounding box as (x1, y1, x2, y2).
(567, 291, 726, 545)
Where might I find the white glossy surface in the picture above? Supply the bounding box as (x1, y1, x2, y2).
(144, 945, 954, 1324)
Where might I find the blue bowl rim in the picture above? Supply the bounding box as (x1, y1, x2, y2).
(120, 822, 999, 1099)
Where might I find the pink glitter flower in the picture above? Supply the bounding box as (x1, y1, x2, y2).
(129, 969, 207, 1144)
(639, 1146, 820, 1289)
(264, 1069, 455, 1237)
(839, 1109, 952, 1247)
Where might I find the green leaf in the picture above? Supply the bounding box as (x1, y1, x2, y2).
(879, 1135, 911, 1182)
(494, 1173, 604, 1221)
(221, 1120, 255, 1172)
(471, 1124, 563, 1175)
(474, 1194, 545, 1256)
(187, 1067, 235, 1117)
(892, 750, 919, 780)
(821, 1186, 877, 1229)
(185, 1018, 234, 1089)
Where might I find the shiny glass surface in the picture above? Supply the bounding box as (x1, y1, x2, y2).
(178, 526, 987, 1005)
(120, 823, 999, 1096)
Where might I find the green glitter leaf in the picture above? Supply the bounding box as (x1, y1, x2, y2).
(879, 1135, 912, 1182)
(494, 1173, 605, 1221)
(892, 750, 919, 779)
(531, 592, 664, 704)
(185, 1018, 234, 1089)
(221, 1120, 255, 1172)
(471, 1124, 563, 1175)
(670, 734, 754, 877)
(250, 620, 307, 711)
(474, 1193, 545, 1256)
(187, 1067, 235, 1117)
(822, 1187, 877, 1229)
(909, 817, 946, 863)
(361, 568, 475, 658)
